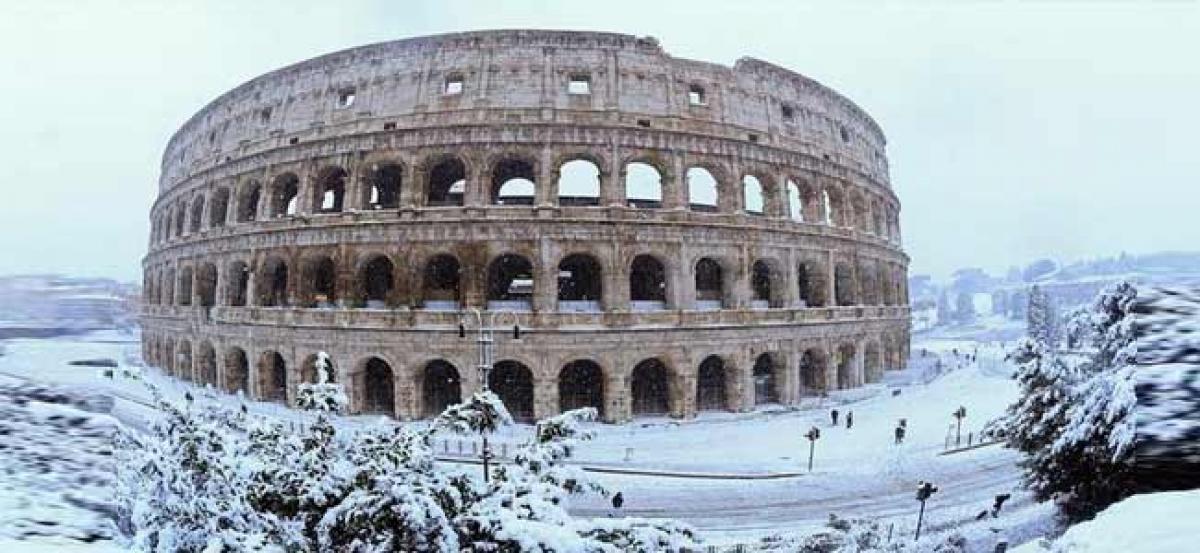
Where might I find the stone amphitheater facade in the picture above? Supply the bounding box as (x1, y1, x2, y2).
(140, 30, 910, 423)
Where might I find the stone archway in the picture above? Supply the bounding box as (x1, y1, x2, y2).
(630, 358, 671, 416)
(558, 360, 605, 417)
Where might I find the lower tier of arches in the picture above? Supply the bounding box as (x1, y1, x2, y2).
(141, 317, 910, 423)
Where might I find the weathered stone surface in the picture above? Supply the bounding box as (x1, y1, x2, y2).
(140, 30, 910, 423)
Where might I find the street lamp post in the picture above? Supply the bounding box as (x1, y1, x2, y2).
(459, 308, 521, 483)
(914, 480, 939, 541)
(804, 426, 821, 472)
(952, 406, 967, 447)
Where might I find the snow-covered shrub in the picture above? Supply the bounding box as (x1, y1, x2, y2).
(116, 378, 699, 552)
(294, 351, 348, 413)
(753, 514, 903, 552)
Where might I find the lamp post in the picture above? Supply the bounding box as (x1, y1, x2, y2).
(804, 426, 821, 472)
(952, 406, 967, 447)
(914, 480, 938, 541)
(459, 307, 522, 483)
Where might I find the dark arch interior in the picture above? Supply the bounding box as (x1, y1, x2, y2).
(631, 358, 670, 415)
(260, 352, 287, 401)
(559, 360, 604, 416)
(489, 360, 534, 421)
(360, 256, 394, 307)
(558, 254, 602, 305)
(630, 255, 666, 305)
(224, 348, 248, 394)
(695, 258, 724, 306)
(752, 353, 778, 404)
(316, 167, 347, 212)
(270, 174, 300, 216)
(422, 360, 462, 417)
(487, 254, 534, 306)
(491, 158, 536, 205)
(366, 163, 402, 209)
(237, 182, 261, 222)
(428, 158, 466, 206)
(363, 357, 395, 415)
(751, 261, 773, 304)
(696, 355, 727, 411)
(423, 254, 461, 308)
(304, 257, 337, 307)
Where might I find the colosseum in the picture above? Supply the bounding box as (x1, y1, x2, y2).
(140, 30, 910, 423)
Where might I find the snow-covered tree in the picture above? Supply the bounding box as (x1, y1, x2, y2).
(116, 376, 700, 552)
(1026, 285, 1060, 348)
(294, 351, 348, 414)
(1004, 281, 1139, 521)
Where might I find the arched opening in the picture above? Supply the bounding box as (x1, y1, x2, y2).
(364, 163, 402, 209)
(878, 266, 894, 306)
(258, 351, 287, 402)
(797, 261, 828, 308)
(315, 166, 347, 213)
(489, 360, 534, 422)
(836, 344, 857, 389)
(491, 158, 536, 205)
(359, 255, 394, 308)
(422, 360, 462, 417)
(558, 360, 604, 417)
(177, 267, 193, 306)
(197, 341, 217, 386)
(743, 175, 764, 215)
(624, 162, 662, 209)
(162, 341, 174, 376)
(427, 158, 466, 206)
(422, 254, 461, 310)
(163, 269, 175, 307)
(173, 205, 186, 237)
(799, 349, 828, 395)
(696, 355, 728, 411)
(557, 159, 600, 206)
(188, 197, 205, 233)
(362, 357, 395, 415)
(227, 261, 249, 307)
(753, 353, 778, 405)
(835, 264, 856, 306)
(269, 173, 300, 216)
(865, 342, 883, 383)
(260, 257, 289, 307)
(209, 188, 230, 228)
(301, 354, 337, 384)
(686, 167, 719, 212)
(236, 181, 261, 222)
(176, 340, 192, 380)
(302, 256, 337, 308)
(557, 254, 603, 312)
(629, 254, 667, 310)
(858, 262, 879, 306)
(631, 358, 671, 416)
(487, 254, 534, 311)
(786, 180, 802, 221)
(694, 257, 725, 310)
(196, 263, 217, 308)
(224, 347, 249, 394)
(750, 260, 777, 308)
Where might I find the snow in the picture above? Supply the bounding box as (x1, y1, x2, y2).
(1013, 490, 1200, 552)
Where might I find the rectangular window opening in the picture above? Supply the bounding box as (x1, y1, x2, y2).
(259, 107, 272, 124)
(688, 84, 705, 106)
(568, 74, 591, 95)
(781, 103, 795, 121)
(444, 75, 464, 95)
(383, 121, 396, 131)
(636, 119, 651, 128)
(337, 88, 356, 109)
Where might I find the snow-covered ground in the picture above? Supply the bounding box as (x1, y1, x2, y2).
(1013, 490, 1200, 552)
(0, 327, 1063, 551)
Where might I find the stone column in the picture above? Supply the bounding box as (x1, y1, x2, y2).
(400, 163, 421, 208)
(677, 372, 696, 419)
(603, 143, 624, 207)
(536, 146, 555, 206)
(533, 375, 558, 421)
(736, 351, 755, 411)
(532, 249, 557, 313)
(465, 154, 487, 207)
(664, 153, 686, 210)
(605, 373, 629, 423)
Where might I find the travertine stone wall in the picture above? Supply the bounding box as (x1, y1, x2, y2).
(141, 30, 910, 423)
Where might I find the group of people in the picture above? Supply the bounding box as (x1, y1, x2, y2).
(829, 408, 908, 444)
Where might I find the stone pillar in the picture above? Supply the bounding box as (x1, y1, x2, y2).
(826, 252, 837, 307)
(605, 372, 629, 423)
(677, 372, 696, 419)
(214, 262, 228, 306)
(465, 155, 487, 207)
(667, 260, 687, 310)
(400, 163, 421, 208)
(604, 143, 624, 207)
(286, 255, 303, 307)
(345, 162, 366, 211)
(533, 375, 557, 420)
(736, 351, 755, 411)
(664, 153, 686, 210)
(532, 252, 557, 313)
(730, 258, 751, 309)
(607, 257, 630, 312)
(536, 146, 555, 206)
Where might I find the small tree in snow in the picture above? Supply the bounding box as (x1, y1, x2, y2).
(1026, 285, 1060, 348)
(294, 351, 348, 414)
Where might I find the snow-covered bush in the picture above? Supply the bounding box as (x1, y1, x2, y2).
(294, 351, 349, 413)
(115, 377, 699, 552)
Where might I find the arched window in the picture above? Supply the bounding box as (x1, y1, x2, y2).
(631, 358, 670, 416)
(301, 353, 337, 384)
(752, 353, 778, 404)
(260, 257, 289, 307)
(422, 254, 460, 310)
(427, 158, 465, 206)
(629, 255, 667, 310)
(557, 159, 600, 206)
(359, 256, 394, 308)
(834, 263, 856, 306)
(489, 360, 534, 422)
(786, 180, 802, 221)
(258, 351, 287, 402)
(188, 196, 205, 233)
(836, 344, 856, 389)
(174, 204, 186, 237)
(559, 360, 604, 416)
(362, 358, 395, 415)
(557, 254, 602, 312)
(422, 360, 461, 417)
(365, 163, 402, 209)
(315, 167, 347, 213)
(236, 181, 262, 222)
(196, 263, 218, 308)
(624, 162, 662, 208)
(799, 349, 827, 394)
(696, 355, 727, 411)
(197, 341, 217, 386)
(491, 158, 536, 205)
(750, 260, 777, 308)
(743, 175, 764, 215)
(487, 254, 534, 311)
(227, 261, 249, 307)
(686, 167, 719, 212)
(302, 256, 337, 308)
(269, 173, 300, 216)
(209, 188, 230, 228)
(797, 261, 827, 308)
(177, 267, 193, 306)
(694, 258, 724, 310)
(224, 347, 249, 395)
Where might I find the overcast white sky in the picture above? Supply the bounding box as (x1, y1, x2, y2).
(2, 0, 1197, 282)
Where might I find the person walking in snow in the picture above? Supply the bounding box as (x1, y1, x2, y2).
(610, 491, 625, 517)
(830, 408, 840, 426)
(894, 425, 905, 445)
(845, 411, 854, 429)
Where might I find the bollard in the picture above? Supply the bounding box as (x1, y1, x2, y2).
(624, 447, 634, 462)
(994, 542, 1008, 553)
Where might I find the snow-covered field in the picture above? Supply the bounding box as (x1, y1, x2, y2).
(0, 327, 1064, 551)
